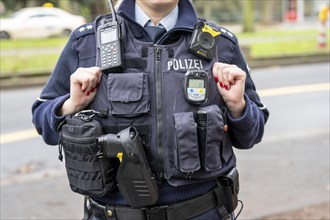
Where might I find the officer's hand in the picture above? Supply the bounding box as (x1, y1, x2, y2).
(59, 67, 102, 116)
(212, 62, 246, 118)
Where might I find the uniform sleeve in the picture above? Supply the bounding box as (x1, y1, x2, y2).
(226, 38, 270, 149)
(31, 34, 79, 145)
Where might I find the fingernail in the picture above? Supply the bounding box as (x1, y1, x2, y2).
(86, 92, 90, 96)
(91, 88, 95, 93)
(224, 85, 229, 90)
(219, 82, 224, 87)
(214, 76, 219, 82)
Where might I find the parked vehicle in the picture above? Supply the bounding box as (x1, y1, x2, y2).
(0, 7, 86, 39)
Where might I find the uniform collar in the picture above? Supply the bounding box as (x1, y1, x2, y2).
(118, 0, 197, 31)
(135, 3, 178, 31)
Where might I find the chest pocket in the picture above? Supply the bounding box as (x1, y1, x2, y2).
(107, 73, 150, 117)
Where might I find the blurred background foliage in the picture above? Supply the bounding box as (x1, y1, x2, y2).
(0, 0, 329, 77)
(0, 0, 326, 30)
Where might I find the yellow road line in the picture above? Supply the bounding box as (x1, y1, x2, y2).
(258, 83, 329, 97)
(1, 129, 39, 145)
(1, 83, 329, 144)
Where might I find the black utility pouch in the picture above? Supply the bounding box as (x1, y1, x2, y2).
(57, 110, 116, 197)
(217, 167, 239, 213)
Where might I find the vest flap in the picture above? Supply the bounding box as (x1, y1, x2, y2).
(108, 73, 144, 102)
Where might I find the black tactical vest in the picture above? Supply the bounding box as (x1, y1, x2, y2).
(77, 15, 236, 187)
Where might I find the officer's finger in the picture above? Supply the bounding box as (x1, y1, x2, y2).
(222, 67, 229, 90)
(87, 67, 102, 92)
(93, 67, 102, 84)
(222, 65, 238, 90)
(81, 81, 89, 93)
(83, 67, 102, 95)
(226, 66, 246, 86)
(212, 63, 220, 84)
(71, 68, 88, 92)
(216, 62, 233, 74)
(212, 63, 226, 88)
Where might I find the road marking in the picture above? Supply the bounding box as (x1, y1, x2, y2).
(1, 169, 65, 187)
(1, 83, 329, 144)
(0, 129, 39, 145)
(258, 83, 329, 97)
(261, 128, 329, 144)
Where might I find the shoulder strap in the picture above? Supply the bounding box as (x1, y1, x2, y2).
(73, 23, 95, 39)
(218, 27, 238, 45)
(199, 18, 237, 45)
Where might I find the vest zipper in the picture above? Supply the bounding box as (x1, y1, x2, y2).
(155, 47, 164, 179)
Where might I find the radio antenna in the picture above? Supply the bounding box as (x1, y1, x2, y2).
(108, 0, 117, 22)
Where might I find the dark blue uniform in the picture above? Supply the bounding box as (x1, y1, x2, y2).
(32, 1, 269, 219)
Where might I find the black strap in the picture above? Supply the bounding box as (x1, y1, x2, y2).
(125, 58, 147, 69)
(89, 184, 228, 220)
(167, 49, 174, 58)
(166, 188, 218, 219)
(83, 196, 92, 220)
(65, 157, 100, 172)
(103, 124, 150, 136)
(141, 46, 148, 57)
(214, 187, 231, 220)
(68, 175, 104, 191)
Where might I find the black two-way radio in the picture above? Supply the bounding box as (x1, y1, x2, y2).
(96, 0, 123, 72)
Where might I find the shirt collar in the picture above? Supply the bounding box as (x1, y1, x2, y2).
(135, 3, 178, 31)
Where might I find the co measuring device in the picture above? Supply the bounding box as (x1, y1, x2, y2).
(183, 69, 209, 105)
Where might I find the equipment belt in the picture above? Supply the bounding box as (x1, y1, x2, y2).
(89, 186, 224, 220)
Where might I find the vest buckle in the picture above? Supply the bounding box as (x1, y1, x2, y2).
(142, 205, 168, 220)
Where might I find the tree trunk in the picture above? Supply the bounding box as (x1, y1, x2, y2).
(261, 0, 273, 24)
(242, 0, 255, 32)
(58, 0, 71, 12)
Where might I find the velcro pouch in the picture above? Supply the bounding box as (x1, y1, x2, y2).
(57, 110, 116, 197)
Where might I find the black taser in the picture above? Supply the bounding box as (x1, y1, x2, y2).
(98, 127, 159, 208)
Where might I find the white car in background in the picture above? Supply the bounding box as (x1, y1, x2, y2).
(0, 7, 86, 39)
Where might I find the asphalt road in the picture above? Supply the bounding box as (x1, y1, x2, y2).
(1, 63, 329, 219)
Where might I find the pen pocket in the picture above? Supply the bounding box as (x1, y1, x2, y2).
(197, 105, 224, 171)
(174, 112, 201, 173)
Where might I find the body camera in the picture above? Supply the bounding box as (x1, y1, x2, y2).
(188, 21, 220, 61)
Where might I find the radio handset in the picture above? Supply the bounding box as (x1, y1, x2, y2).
(96, 0, 123, 72)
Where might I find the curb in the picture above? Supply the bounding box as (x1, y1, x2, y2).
(0, 54, 329, 90)
(247, 53, 329, 68)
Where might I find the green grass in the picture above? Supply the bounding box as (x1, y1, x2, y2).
(0, 37, 66, 76)
(236, 28, 330, 58)
(0, 37, 67, 50)
(0, 28, 329, 76)
(1, 53, 60, 76)
(236, 29, 318, 38)
(250, 39, 330, 58)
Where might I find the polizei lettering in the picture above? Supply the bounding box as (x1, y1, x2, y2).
(167, 59, 203, 71)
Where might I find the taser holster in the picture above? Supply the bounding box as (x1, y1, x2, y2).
(98, 126, 159, 208)
(217, 167, 239, 213)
